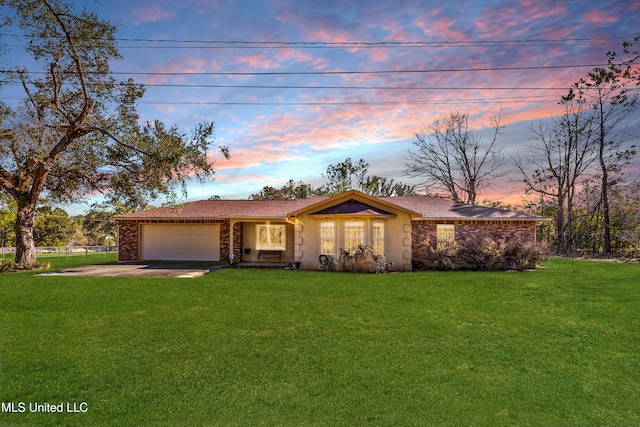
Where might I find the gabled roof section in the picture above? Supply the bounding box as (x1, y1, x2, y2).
(287, 190, 422, 218)
(310, 199, 395, 217)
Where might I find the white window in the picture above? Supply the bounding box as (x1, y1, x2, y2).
(256, 224, 286, 250)
(372, 222, 385, 256)
(320, 222, 336, 255)
(437, 224, 455, 249)
(344, 220, 365, 253)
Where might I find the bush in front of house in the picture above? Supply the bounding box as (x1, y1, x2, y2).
(501, 237, 548, 271)
(455, 235, 503, 271)
(332, 245, 388, 273)
(413, 237, 548, 271)
(414, 240, 459, 271)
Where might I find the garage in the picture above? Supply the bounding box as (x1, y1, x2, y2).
(140, 223, 220, 261)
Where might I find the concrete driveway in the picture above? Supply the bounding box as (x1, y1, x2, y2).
(40, 261, 225, 278)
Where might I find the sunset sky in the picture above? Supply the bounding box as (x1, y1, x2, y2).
(4, 0, 640, 207)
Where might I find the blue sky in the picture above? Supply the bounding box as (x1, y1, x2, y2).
(4, 0, 640, 208)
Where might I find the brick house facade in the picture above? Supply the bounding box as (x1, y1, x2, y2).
(114, 190, 547, 270)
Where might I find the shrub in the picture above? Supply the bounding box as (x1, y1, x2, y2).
(502, 237, 548, 271)
(0, 261, 50, 273)
(413, 239, 458, 271)
(456, 235, 502, 271)
(413, 237, 548, 272)
(335, 245, 388, 273)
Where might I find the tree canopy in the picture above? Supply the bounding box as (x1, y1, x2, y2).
(0, 0, 228, 267)
(249, 158, 415, 200)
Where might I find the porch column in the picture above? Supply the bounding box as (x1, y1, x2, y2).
(294, 220, 303, 260)
(229, 219, 237, 263)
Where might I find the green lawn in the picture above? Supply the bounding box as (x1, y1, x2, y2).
(1, 250, 118, 269)
(1, 259, 639, 426)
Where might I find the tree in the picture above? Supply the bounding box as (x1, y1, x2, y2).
(79, 202, 124, 246)
(405, 112, 506, 204)
(319, 158, 415, 196)
(514, 98, 597, 254)
(319, 158, 371, 196)
(0, 0, 228, 268)
(250, 180, 316, 200)
(360, 175, 417, 197)
(0, 195, 16, 247)
(609, 181, 640, 254)
(33, 205, 73, 246)
(567, 54, 638, 254)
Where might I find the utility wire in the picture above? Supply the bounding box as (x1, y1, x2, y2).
(0, 80, 577, 90)
(0, 63, 611, 77)
(0, 33, 630, 48)
(114, 63, 610, 76)
(137, 97, 553, 106)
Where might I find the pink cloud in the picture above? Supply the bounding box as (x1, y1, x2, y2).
(144, 56, 210, 85)
(233, 47, 330, 71)
(413, 16, 467, 41)
(213, 146, 304, 171)
(518, 0, 567, 23)
(131, 5, 176, 25)
(584, 10, 621, 24)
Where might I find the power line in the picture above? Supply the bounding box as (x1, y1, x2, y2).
(136, 84, 573, 90)
(0, 80, 575, 91)
(0, 93, 555, 105)
(137, 97, 553, 106)
(0, 63, 609, 77)
(115, 63, 610, 76)
(0, 33, 630, 48)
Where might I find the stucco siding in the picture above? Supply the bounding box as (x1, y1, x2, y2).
(294, 208, 412, 272)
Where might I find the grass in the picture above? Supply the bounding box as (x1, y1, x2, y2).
(1, 251, 118, 270)
(0, 258, 639, 426)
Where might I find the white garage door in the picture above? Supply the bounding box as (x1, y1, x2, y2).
(140, 223, 220, 261)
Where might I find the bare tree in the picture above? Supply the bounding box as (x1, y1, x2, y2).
(405, 112, 506, 205)
(568, 61, 637, 254)
(514, 98, 597, 254)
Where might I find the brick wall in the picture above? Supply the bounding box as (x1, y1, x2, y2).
(233, 222, 243, 260)
(117, 220, 139, 261)
(219, 220, 230, 260)
(411, 220, 538, 259)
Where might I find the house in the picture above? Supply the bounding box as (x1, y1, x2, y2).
(113, 190, 546, 271)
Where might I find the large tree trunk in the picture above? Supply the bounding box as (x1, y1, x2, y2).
(14, 200, 37, 268)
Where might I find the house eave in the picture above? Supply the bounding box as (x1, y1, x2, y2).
(112, 215, 290, 222)
(308, 213, 397, 219)
(414, 216, 550, 222)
